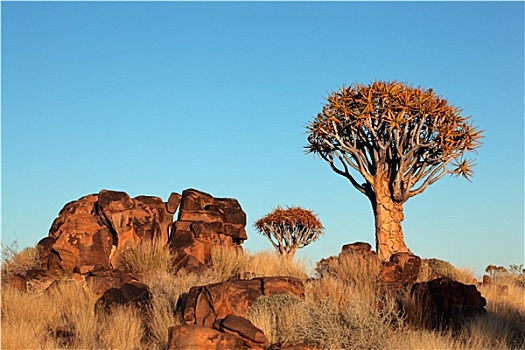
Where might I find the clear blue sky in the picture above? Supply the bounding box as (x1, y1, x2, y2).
(2, 2, 523, 276)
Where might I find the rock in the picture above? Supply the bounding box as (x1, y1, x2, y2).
(95, 281, 152, 320)
(166, 192, 182, 214)
(167, 324, 243, 350)
(213, 314, 268, 349)
(380, 252, 421, 284)
(182, 277, 305, 328)
(407, 277, 486, 329)
(97, 190, 174, 267)
(341, 242, 376, 258)
(85, 270, 140, 297)
(169, 189, 247, 272)
(47, 194, 114, 273)
(269, 343, 320, 350)
(40, 190, 175, 273)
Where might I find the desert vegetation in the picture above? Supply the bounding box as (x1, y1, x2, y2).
(2, 240, 524, 350)
(254, 206, 324, 259)
(306, 81, 484, 260)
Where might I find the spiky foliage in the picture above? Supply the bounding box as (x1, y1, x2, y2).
(306, 81, 483, 258)
(254, 206, 324, 259)
(306, 80, 483, 200)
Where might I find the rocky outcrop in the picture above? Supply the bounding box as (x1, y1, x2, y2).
(182, 277, 305, 328)
(38, 190, 178, 274)
(167, 324, 244, 350)
(169, 189, 247, 271)
(405, 277, 486, 329)
(317, 242, 421, 286)
(44, 194, 114, 273)
(97, 190, 174, 268)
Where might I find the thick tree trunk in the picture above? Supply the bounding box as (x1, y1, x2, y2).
(370, 178, 410, 261)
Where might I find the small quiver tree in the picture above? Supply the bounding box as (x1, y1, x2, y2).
(306, 80, 483, 260)
(254, 206, 324, 260)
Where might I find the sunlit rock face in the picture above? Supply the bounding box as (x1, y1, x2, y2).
(168, 188, 247, 272)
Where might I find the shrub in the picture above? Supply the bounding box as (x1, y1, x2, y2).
(1, 241, 40, 285)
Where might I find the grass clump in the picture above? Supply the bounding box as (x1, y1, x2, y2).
(117, 239, 173, 274)
(1, 241, 41, 285)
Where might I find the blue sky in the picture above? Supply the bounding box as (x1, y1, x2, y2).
(2, 2, 523, 276)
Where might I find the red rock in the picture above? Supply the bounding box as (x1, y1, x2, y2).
(380, 252, 421, 284)
(182, 277, 305, 328)
(213, 314, 268, 349)
(408, 277, 486, 329)
(94, 281, 152, 320)
(167, 324, 243, 350)
(166, 192, 182, 214)
(169, 189, 247, 272)
(41, 190, 176, 273)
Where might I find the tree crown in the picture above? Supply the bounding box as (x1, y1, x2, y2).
(306, 80, 483, 202)
(253, 206, 324, 257)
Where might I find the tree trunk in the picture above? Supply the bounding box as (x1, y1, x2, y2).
(370, 177, 410, 261)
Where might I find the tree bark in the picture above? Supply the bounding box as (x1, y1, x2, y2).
(370, 177, 410, 261)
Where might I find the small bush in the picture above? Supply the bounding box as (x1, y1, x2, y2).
(1, 241, 40, 285)
(418, 258, 475, 284)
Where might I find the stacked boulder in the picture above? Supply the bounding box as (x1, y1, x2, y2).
(168, 276, 305, 350)
(13, 188, 247, 296)
(169, 189, 247, 271)
(317, 242, 486, 330)
(38, 189, 177, 274)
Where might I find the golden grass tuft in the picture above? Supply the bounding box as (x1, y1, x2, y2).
(116, 238, 173, 274)
(1, 241, 41, 285)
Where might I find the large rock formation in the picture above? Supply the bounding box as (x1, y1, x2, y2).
(169, 189, 247, 271)
(316, 242, 421, 286)
(182, 277, 305, 328)
(35, 188, 246, 276)
(405, 277, 487, 329)
(38, 189, 177, 274)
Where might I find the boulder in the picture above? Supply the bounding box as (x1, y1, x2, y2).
(182, 277, 305, 328)
(95, 281, 152, 319)
(85, 269, 141, 297)
(97, 190, 174, 268)
(407, 277, 486, 329)
(167, 324, 243, 350)
(213, 314, 268, 349)
(269, 343, 320, 350)
(340, 242, 377, 260)
(46, 194, 114, 273)
(40, 190, 176, 273)
(380, 252, 421, 284)
(169, 189, 247, 271)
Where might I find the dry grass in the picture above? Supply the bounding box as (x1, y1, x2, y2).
(117, 238, 173, 274)
(2, 240, 524, 349)
(211, 247, 310, 280)
(1, 241, 40, 285)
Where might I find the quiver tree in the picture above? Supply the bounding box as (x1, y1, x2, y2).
(254, 206, 324, 259)
(306, 81, 483, 260)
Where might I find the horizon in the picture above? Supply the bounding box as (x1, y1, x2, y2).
(2, 2, 524, 277)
